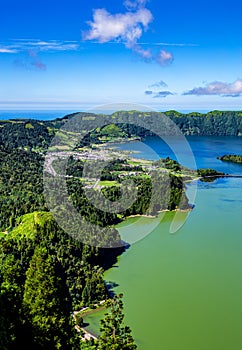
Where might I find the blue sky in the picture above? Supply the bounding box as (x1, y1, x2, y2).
(1, 0, 242, 111)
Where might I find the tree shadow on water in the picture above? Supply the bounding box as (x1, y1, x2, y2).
(105, 280, 119, 297)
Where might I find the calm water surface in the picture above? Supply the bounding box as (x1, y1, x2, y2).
(86, 136, 242, 349)
(0, 110, 76, 120)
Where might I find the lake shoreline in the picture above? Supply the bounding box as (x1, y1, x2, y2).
(79, 136, 242, 349)
(125, 208, 192, 220)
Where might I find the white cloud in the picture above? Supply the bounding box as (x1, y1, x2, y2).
(156, 50, 174, 66)
(82, 6, 176, 67)
(124, 0, 148, 10)
(23, 40, 79, 51)
(133, 45, 152, 59)
(0, 48, 18, 53)
(153, 42, 197, 47)
(83, 8, 153, 46)
(0, 40, 80, 54)
(184, 79, 242, 97)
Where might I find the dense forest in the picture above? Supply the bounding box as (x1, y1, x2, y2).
(0, 210, 129, 349)
(165, 110, 242, 136)
(1, 110, 242, 153)
(0, 109, 236, 348)
(217, 154, 242, 163)
(0, 113, 191, 349)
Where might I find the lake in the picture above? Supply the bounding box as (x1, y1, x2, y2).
(85, 136, 242, 349)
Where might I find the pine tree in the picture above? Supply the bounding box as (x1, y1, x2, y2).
(23, 247, 78, 349)
(0, 291, 7, 350)
(98, 293, 137, 350)
(0, 254, 24, 348)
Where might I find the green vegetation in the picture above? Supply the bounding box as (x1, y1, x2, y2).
(1, 110, 242, 154)
(0, 110, 231, 349)
(79, 294, 137, 349)
(25, 122, 34, 129)
(197, 168, 225, 182)
(197, 168, 225, 177)
(0, 119, 56, 151)
(67, 156, 191, 219)
(217, 154, 242, 163)
(0, 211, 123, 349)
(98, 294, 137, 349)
(0, 147, 46, 230)
(0, 122, 151, 348)
(99, 180, 120, 187)
(155, 157, 181, 172)
(84, 110, 242, 140)
(23, 247, 77, 349)
(165, 110, 242, 136)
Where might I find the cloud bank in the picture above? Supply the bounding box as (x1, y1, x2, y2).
(184, 79, 242, 97)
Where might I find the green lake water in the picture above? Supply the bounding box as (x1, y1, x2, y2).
(84, 137, 242, 349)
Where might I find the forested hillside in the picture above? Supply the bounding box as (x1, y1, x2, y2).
(166, 110, 242, 136)
(0, 109, 237, 349)
(0, 211, 125, 349)
(1, 110, 242, 153)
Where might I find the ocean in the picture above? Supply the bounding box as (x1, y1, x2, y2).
(0, 110, 78, 121)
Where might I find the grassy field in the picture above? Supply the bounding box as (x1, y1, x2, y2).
(98, 180, 119, 187)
